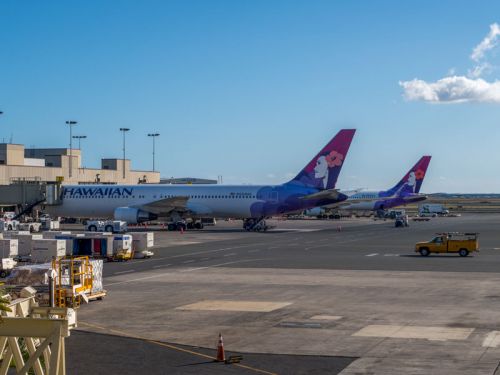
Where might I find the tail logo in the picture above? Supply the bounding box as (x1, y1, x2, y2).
(402, 169, 426, 194)
(314, 151, 345, 189)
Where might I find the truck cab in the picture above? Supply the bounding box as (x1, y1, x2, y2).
(415, 232, 479, 257)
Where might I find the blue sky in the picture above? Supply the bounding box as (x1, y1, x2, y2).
(1, 1, 500, 192)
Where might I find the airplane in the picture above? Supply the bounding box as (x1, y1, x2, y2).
(304, 155, 432, 217)
(45, 129, 356, 231)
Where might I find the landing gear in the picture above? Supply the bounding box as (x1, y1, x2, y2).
(166, 220, 204, 231)
(243, 217, 269, 232)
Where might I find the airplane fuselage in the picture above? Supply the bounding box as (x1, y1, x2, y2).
(46, 183, 345, 220)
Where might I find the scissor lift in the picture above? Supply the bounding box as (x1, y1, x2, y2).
(52, 256, 93, 308)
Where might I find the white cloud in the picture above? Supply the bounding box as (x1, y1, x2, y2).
(401, 23, 500, 103)
(468, 63, 492, 78)
(471, 23, 500, 62)
(399, 76, 500, 103)
(266, 173, 276, 179)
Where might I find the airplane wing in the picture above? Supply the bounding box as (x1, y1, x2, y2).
(322, 198, 375, 209)
(132, 196, 190, 215)
(299, 189, 342, 201)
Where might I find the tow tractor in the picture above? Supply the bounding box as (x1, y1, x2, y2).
(86, 220, 127, 233)
(415, 232, 479, 257)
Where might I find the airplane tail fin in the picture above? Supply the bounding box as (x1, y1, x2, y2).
(386, 156, 432, 196)
(288, 129, 356, 190)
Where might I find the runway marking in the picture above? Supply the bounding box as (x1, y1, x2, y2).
(79, 321, 277, 375)
(482, 331, 500, 347)
(305, 244, 329, 251)
(366, 253, 379, 257)
(114, 270, 135, 275)
(384, 254, 400, 257)
(310, 315, 343, 321)
(271, 229, 321, 232)
(106, 258, 271, 285)
(223, 253, 236, 257)
(179, 259, 268, 273)
(200, 257, 210, 261)
(176, 300, 292, 312)
(353, 325, 474, 341)
(150, 243, 264, 262)
(152, 264, 171, 268)
(182, 260, 195, 264)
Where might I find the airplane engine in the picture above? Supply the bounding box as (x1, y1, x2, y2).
(114, 207, 158, 224)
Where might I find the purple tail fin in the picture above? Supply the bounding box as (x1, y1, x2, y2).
(386, 156, 432, 196)
(289, 129, 356, 190)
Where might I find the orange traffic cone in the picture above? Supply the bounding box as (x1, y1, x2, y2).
(216, 333, 225, 362)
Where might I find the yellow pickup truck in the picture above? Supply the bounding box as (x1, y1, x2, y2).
(415, 232, 479, 257)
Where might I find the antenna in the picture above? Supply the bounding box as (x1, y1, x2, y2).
(9, 133, 13, 144)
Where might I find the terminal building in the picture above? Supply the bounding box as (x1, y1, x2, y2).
(0, 143, 160, 185)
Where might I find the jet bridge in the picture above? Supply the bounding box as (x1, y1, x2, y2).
(0, 178, 63, 217)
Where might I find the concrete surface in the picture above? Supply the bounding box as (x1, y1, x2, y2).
(68, 214, 500, 374)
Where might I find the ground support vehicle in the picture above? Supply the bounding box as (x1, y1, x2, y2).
(86, 220, 127, 233)
(0, 220, 19, 232)
(395, 215, 409, 228)
(415, 232, 479, 257)
(18, 222, 41, 233)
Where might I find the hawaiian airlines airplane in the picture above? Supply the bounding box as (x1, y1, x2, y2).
(46, 129, 356, 231)
(305, 155, 431, 216)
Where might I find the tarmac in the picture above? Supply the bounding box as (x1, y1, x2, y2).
(67, 214, 500, 374)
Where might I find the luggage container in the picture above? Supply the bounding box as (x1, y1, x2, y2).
(0, 239, 18, 258)
(0, 258, 17, 278)
(74, 235, 114, 258)
(89, 259, 104, 293)
(42, 231, 72, 239)
(31, 239, 66, 263)
(3, 233, 43, 259)
(129, 232, 154, 252)
(41, 219, 60, 230)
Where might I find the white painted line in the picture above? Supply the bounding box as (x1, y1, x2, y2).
(105, 259, 267, 286)
(152, 264, 171, 269)
(177, 300, 292, 312)
(353, 325, 474, 341)
(150, 243, 263, 262)
(366, 253, 379, 257)
(482, 331, 500, 347)
(383, 254, 399, 257)
(223, 253, 236, 257)
(182, 260, 195, 264)
(310, 315, 343, 321)
(114, 270, 135, 275)
(248, 249, 260, 253)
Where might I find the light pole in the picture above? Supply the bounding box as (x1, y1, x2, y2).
(147, 133, 160, 171)
(119, 128, 130, 179)
(72, 135, 87, 169)
(72, 135, 87, 150)
(65, 121, 77, 178)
